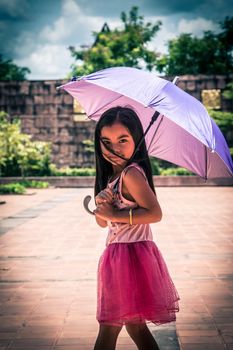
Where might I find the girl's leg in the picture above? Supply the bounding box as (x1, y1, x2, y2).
(125, 323, 160, 350)
(93, 324, 122, 350)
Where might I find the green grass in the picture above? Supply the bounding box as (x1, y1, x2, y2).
(0, 183, 26, 194)
(19, 180, 49, 188)
(160, 167, 193, 176)
(0, 180, 49, 194)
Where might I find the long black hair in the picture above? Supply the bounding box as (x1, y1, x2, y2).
(94, 106, 155, 196)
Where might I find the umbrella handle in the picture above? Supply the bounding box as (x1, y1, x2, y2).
(83, 195, 95, 215)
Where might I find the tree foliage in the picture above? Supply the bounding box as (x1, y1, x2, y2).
(223, 82, 233, 100)
(209, 110, 233, 146)
(70, 6, 161, 77)
(0, 54, 30, 81)
(156, 16, 233, 75)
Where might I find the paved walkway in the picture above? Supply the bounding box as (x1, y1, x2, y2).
(0, 187, 232, 350)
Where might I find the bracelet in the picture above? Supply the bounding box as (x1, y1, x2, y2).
(129, 208, 133, 225)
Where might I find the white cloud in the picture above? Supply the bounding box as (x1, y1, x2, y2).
(13, 0, 124, 79)
(39, 0, 107, 45)
(13, 0, 106, 79)
(63, 0, 82, 16)
(39, 17, 71, 43)
(147, 16, 178, 54)
(178, 17, 217, 36)
(39, 0, 82, 43)
(147, 15, 219, 56)
(14, 31, 37, 57)
(15, 44, 73, 80)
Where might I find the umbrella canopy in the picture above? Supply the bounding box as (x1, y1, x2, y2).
(59, 67, 233, 178)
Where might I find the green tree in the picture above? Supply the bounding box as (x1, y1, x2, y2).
(156, 16, 233, 75)
(0, 54, 30, 81)
(69, 6, 161, 76)
(223, 82, 233, 100)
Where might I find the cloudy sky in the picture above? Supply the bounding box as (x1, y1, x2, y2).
(0, 0, 232, 80)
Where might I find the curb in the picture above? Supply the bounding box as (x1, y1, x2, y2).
(0, 176, 233, 187)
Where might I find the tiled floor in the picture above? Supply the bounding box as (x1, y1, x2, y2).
(0, 187, 232, 350)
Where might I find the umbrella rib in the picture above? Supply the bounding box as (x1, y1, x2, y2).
(88, 94, 124, 118)
(147, 115, 164, 152)
(215, 152, 233, 176)
(204, 145, 208, 180)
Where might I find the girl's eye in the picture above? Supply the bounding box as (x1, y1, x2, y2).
(102, 140, 111, 145)
(119, 139, 127, 143)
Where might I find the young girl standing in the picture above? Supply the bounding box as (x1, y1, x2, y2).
(93, 106, 179, 350)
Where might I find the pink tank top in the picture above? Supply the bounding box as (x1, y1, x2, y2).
(106, 163, 153, 245)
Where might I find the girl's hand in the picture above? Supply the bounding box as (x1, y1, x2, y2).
(95, 188, 114, 205)
(94, 202, 116, 222)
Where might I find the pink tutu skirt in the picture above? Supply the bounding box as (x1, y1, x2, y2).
(97, 240, 179, 326)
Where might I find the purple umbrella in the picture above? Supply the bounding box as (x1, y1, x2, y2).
(59, 67, 233, 179)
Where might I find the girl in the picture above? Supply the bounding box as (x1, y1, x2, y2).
(93, 106, 179, 350)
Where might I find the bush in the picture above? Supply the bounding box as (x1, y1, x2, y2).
(160, 167, 193, 176)
(208, 110, 233, 147)
(0, 183, 26, 194)
(0, 112, 52, 177)
(49, 164, 96, 176)
(222, 82, 233, 101)
(150, 158, 160, 175)
(0, 180, 49, 194)
(230, 147, 233, 158)
(19, 180, 49, 188)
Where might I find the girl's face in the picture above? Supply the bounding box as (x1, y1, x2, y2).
(100, 122, 135, 169)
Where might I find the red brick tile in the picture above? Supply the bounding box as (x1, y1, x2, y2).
(0, 187, 232, 350)
(178, 330, 219, 337)
(180, 335, 222, 343)
(180, 344, 225, 350)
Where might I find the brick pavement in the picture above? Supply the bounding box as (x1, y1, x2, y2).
(0, 187, 232, 350)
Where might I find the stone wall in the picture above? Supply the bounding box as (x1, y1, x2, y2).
(0, 75, 232, 168)
(0, 79, 96, 167)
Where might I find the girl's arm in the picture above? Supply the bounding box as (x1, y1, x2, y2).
(95, 215, 108, 228)
(94, 167, 162, 224)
